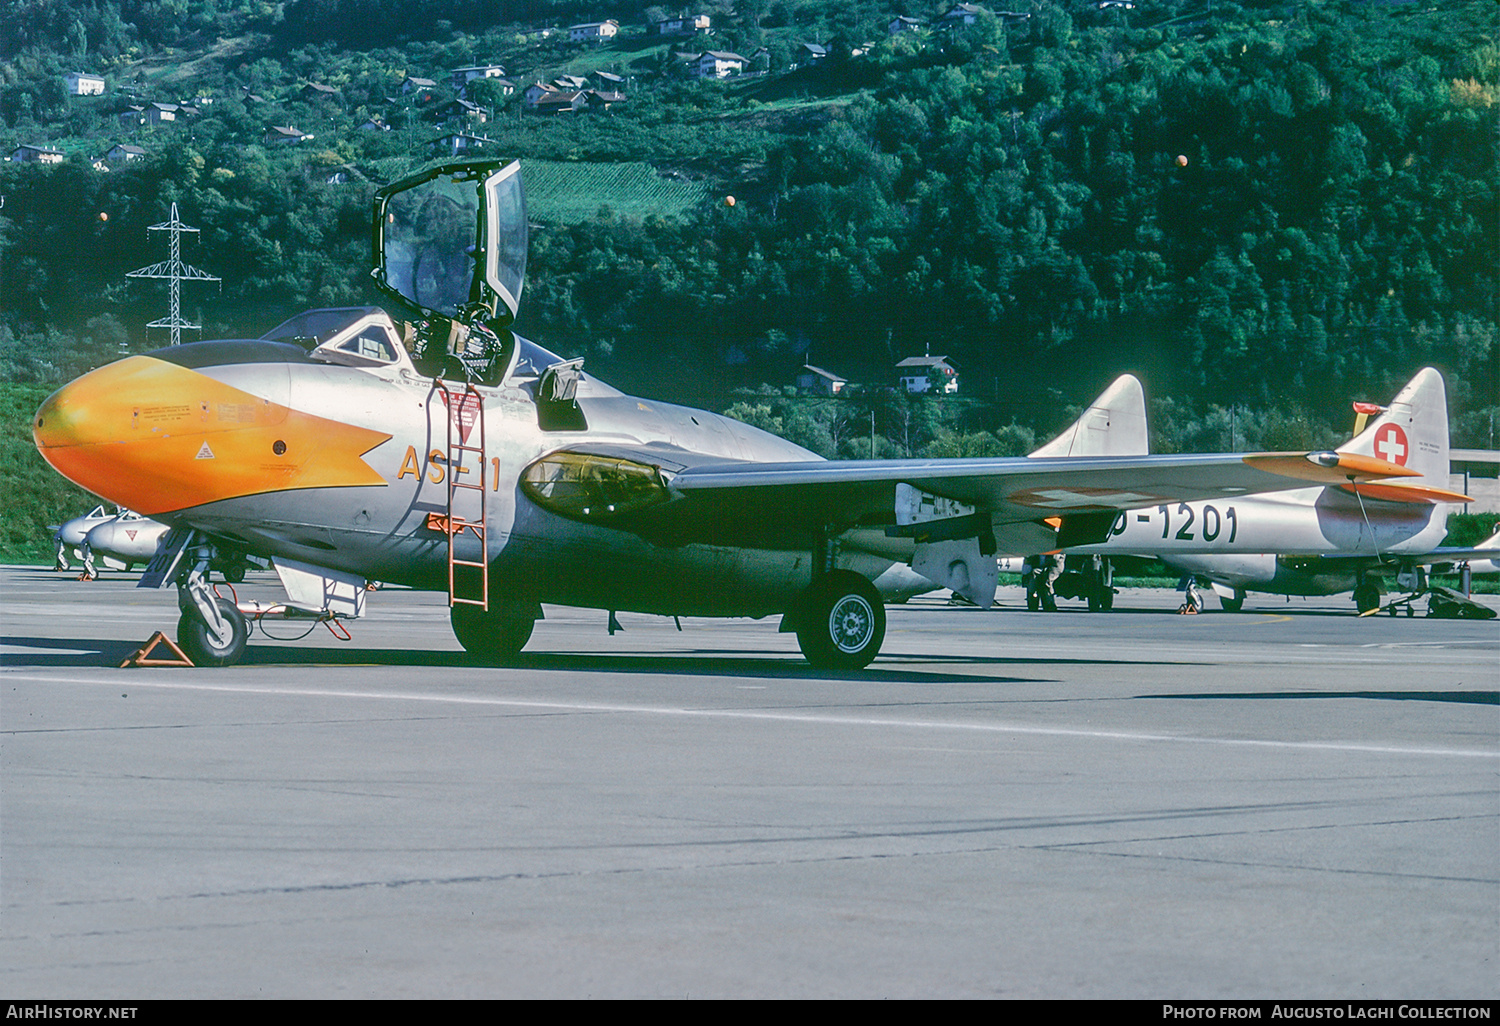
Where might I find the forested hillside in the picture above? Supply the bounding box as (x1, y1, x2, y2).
(1, 0, 1494, 462)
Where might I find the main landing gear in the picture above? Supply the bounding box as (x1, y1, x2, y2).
(451, 600, 541, 664)
(792, 569, 886, 671)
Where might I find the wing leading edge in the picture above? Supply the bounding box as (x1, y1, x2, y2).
(562, 447, 1417, 552)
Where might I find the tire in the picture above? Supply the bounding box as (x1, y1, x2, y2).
(796, 570, 886, 670)
(177, 597, 248, 668)
(1026, 590, 1040, 612)
(1219, 591, 1245, 613)
(451, 601, 537, 664)
(1099, 588, 1114, 611)
(1353, 582, 1380, 615)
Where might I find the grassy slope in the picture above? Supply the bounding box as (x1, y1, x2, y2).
(524, 159, 711, 221)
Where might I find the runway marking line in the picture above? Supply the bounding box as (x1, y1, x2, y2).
(4, 672, 1496, 760)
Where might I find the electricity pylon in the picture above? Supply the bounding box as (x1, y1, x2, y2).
(126, 202, 220, 346)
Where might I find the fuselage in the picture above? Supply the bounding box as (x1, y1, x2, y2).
(1069, 488, 1450, 594)
(33, 316, 893, 618)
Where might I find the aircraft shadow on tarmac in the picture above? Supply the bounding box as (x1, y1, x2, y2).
(2, 634, 1080, 684)
(1145, 689, 1499, 706)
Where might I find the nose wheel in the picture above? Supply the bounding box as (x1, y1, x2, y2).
(177, 596, 247, 667)
(795, 570, 885, 670)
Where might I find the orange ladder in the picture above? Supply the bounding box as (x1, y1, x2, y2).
(434, 378, 488, 611)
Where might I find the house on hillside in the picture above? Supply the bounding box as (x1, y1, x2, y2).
(105, 143, 146, 163)
(651, 13, 710, 35)
(691, 51, 748, 79)
(9, 144, 64, 164)
(431, 98, 489, 123)
(524, 83, 558, 107)
(264, 125, 310, 145)
(402, 76, 439, 103)
(584, 90, 626, 113)
(592, 70, 626, 91)
(301, 82, 340, 101)
(798, 365, 848, 396)
(65, 72, 106, 95)
(569, 20, 620, 43)
(431, 132, 492, 157)
(889, 16, 924, 34)
(533, 90, 586, 115)
(939, 3, 990, 26)
(897, 354, 959, 394)
(553, 75, 590, 91)
(450, 64, 506, 93)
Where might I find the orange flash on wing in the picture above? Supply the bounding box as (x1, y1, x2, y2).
(34, 356, 392, 515)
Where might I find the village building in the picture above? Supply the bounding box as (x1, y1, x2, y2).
(301, 82, 340, 101)
(10, 144, 64, 164)
(692, 51, 749, 79)
(889, 16, 924, 34)
(896, 355, 959, 395)
(449, 65, 506, 93)
(430, 98, 489, 123)
(401, 76, 439, 103)
(651, 13, 710, 35)
(524, 82, 558, 107)
(584, 90, 627, 113)
(797, 365, 848, 396)
(64, 72, 106, 96)
(263, 125, 310, 145)
(533, 90, 587, 115)
(431, 132, 492, 157)
(569, 20, 620, 43)
(105, 143, 146, 163)
(939, 2, 990, 26)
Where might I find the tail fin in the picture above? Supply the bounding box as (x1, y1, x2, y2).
(1029, 374, 1149, 458)
(1337, 368, 1449, 488)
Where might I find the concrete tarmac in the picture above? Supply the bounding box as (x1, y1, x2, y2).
(2, 566, 1496, 998)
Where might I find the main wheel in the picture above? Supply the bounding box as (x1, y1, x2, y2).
(796, 570, 886, 670)
(1353, 581, 1380, 614)
(451, 601, 538, 664)
(1219, 590, 1245, 613)
(177, 596, 248, 667)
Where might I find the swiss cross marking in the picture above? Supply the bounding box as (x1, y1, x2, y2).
(1373, 423, 1408, 466)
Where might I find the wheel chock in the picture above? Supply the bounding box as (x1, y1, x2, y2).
(120, 631, 196, 668)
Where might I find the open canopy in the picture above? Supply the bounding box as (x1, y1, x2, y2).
(372, 159, 527, 326)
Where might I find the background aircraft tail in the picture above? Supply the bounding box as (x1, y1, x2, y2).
(1337, 367, 1449, 489)
(1029, 374, 1148, 457)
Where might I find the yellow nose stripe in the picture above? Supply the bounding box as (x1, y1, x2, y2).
(35, 356, 392, 515)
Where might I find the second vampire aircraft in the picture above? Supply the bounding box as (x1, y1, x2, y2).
(1069, 367, 1485, 613)
(32, 158, 1414, 667)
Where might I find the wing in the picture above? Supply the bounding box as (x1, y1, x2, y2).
(543, 445, 1415, 552)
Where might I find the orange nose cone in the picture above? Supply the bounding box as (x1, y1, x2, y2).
(33, 355, 392, 516)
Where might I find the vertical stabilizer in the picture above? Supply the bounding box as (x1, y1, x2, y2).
(1029, 374, 1149, 457)
(1338, 368, 1449, 488)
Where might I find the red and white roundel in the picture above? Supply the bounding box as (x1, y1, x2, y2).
(1373, 423, 1408, 466)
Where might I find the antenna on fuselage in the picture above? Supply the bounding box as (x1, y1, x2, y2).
(126, 202, 221, 346)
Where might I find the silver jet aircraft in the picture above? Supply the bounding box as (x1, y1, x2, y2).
(78, 510, 172, 579)
(31, 158, 1413, 667)
(1070, 368, 1482, 612)
(52, 504, 117, 571)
